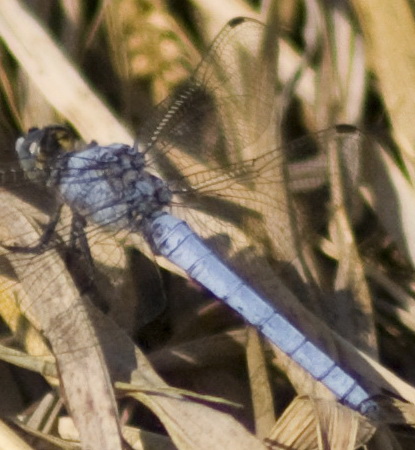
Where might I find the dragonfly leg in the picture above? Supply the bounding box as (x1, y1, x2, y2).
(2, 205, 63, 254)
(67, 213, 110, 312)
(69, 213, 94, 272)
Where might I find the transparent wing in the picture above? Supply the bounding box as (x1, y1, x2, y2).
(0, 10, 367, 305)
(141, 17, 277, 170)
(0, 15, 377, 448)
(0, 16, 283, 299)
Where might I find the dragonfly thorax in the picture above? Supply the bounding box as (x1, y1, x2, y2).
(50, 143, 172, 231)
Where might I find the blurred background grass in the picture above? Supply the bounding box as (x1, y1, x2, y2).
(0, 0, 415, 448)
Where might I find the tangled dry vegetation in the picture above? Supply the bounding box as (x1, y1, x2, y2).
(0, 0, 415, 449)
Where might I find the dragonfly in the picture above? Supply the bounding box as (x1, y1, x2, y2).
(0, 17, 376, 417)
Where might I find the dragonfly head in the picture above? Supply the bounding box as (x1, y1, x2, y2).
(16, 125, 76, 181)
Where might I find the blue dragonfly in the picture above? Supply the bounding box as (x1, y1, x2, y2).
(1, 17, 377, 417)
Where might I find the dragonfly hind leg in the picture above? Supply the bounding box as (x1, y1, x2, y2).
(67, 213, 111, 312)
(68, 212, 95, 276)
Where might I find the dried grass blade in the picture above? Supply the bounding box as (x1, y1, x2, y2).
(326, 130, 377, 357)
(246, 327, 275, 438)
(0, 419, 34, 450)
(362, 138, 415, 269)
(351, 0, 415, 182)
(0, 192, 123, 449)
(0, 0, 131, 144)
(89, 303, 267, 450)
(267, 397, 375, 449)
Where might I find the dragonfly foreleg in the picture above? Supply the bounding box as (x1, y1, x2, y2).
(1, 205, 63, 254)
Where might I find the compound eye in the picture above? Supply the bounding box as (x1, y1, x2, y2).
(29, 141, 40, 156)
(15, 136, 26, 155)
(15, 136, 38, 161)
